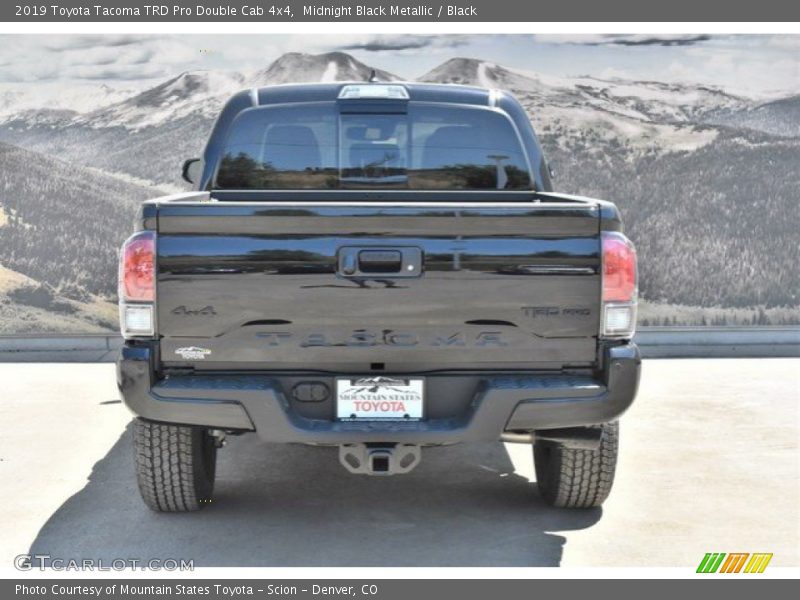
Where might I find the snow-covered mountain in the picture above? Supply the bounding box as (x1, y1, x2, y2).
(0, 51, 798, 331)
(1, 51, 795, 188)
(1, 52, 788, 139)
(79, 70, 245, 129)
(0, 52, 392, 131)
(35, 52, 402, 131)
(419, 57, 755, 151)
(419, 57, 551, 93)
(420, 57, 749, 120)
(251, 51, 399, 86)
(571, 78, 748, 123)
(0, 52, 406, 186)
(704, 94, 800, 137)
(0, 80, 147, 120)
(417, 57, 775, 154)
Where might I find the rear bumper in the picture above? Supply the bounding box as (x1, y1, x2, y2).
(117, 343, 640, 444)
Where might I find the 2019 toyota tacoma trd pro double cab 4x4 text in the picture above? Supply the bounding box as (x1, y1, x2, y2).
(117, 82, 641, 512)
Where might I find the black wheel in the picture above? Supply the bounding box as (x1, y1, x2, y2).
(533, 421, 619, 508)
(132, 418, 217, 512)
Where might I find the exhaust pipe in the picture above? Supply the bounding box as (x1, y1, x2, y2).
(502, 428, 603, 450)
(500, 432, 536, 444)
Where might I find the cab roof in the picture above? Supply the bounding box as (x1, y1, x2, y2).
(245, 81, 497, 107)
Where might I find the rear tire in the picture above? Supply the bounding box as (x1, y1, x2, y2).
(133, 418, 217, 512)
(533, 421, 619, 508)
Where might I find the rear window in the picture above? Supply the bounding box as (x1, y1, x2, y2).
(213, 103, 532, 190)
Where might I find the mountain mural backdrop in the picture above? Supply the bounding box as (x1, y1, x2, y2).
(0, 51, 798, 332)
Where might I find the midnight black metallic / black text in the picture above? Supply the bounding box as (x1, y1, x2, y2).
(304, 4, 477, 17)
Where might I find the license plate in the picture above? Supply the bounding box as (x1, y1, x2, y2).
(336, 377, 424, 420)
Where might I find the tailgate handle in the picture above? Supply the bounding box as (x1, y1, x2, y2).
(359, 250, 402, 273)
(338, 247, 422, 278)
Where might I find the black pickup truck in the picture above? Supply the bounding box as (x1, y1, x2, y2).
(117, 82, 640, 512)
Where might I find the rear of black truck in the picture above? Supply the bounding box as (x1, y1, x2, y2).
(117, 83, 640, 511)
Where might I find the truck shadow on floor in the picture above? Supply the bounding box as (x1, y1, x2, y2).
(30, 421, 601, 567)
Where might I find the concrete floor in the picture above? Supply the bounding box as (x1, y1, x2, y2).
(0, 359, 797, 568)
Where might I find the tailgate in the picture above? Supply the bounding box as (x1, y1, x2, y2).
(155, 201, 601, 371)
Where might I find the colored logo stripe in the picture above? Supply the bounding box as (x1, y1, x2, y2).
(697, 553, 726, 573)
(744, 553, 773, 573)
(720, 553, 749, 573)
(697, 552, 773, 573)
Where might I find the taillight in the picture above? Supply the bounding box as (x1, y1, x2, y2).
(601, 231, 637, 339)
(119, 231, 156, 338)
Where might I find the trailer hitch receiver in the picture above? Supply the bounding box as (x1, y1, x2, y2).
(339, 443, 421, 476)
